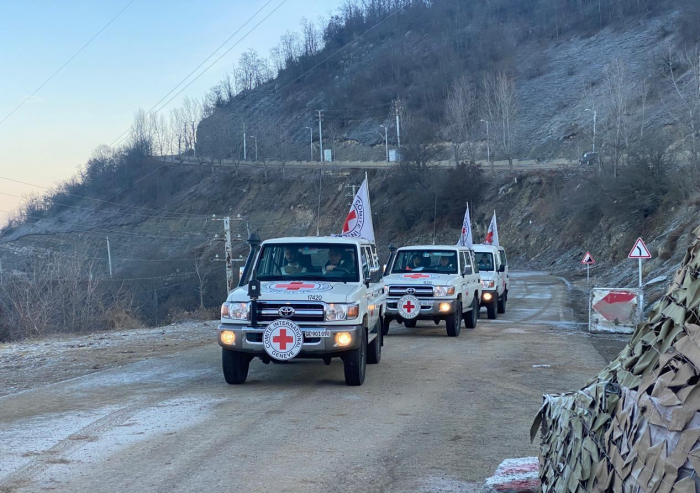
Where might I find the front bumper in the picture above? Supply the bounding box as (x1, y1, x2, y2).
(218, 323, 363, 354)
(386, 298, 457, 318)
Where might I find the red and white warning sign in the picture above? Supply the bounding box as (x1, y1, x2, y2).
(628, 238, 652, 259)
(397, 295, 421, 320)
(581, 252, 595, 265)
(263, 319, 304, 360)
(589, 288, 643, 334)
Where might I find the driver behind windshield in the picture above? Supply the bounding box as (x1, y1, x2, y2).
(323, 247, 345, 275)
(436, 256, 453, 272)
(281, 247, 307, 275)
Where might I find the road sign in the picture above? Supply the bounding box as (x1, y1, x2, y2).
(589, 288, 643, 334)
(581, 252, 595, 265)
(628, 238, 651, 259)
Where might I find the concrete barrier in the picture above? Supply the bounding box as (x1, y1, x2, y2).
(480, 457, 539, 493)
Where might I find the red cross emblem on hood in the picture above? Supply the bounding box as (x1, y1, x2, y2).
(274, 282, 316, 291)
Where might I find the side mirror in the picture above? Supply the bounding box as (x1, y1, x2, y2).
(369, 269, 383, 284)
(498, 264, 506, 273)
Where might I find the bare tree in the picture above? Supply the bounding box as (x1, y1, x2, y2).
(194, 252, 211, 310)
(130, 108, 153, 156)
(482, 72, 519, 173)
(444, 75, 477, 165)
(603, 58, 631, 178)
(666, 45, 700, 174)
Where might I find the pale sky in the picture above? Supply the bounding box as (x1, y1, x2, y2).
(0, 0, 340, 223)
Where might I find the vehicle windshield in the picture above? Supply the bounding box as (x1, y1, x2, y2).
(254, 243, 359, 282)
(392, 250, 458, 274)
(474, 252, 495, 272)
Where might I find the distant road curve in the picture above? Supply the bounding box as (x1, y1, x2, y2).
(157, 156, 576, 171)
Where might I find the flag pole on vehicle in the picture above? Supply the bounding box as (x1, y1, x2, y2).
(484, 211, 499, 247)
(341, 173, 375, 242)
(457, 204, 474, 249)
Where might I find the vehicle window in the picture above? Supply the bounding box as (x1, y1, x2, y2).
(461, 252, 473, 275)
(499, 249, 508, 266)
(361, 247, 371, 280)
(391, 250, 458, 274)
(474, 252, 494, 272)
(254, 243, 359, 282)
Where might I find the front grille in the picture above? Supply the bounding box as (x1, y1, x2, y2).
(255, 302, 325, 323)
(388, 285, 434, 297)
(246, 332, 320, 344)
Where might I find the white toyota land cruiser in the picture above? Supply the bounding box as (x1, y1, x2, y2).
(383, 245, 482, 337)
(218, 236, 386, 386)
(473, 244, 510, 319)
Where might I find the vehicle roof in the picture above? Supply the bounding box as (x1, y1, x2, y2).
(472, 244, 504, 252)
(396, 245, 469, 251)
(261, 236, 374, 246)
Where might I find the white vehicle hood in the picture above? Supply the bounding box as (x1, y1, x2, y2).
(384, 273, 457, 286)
(227, 281, 361, 304)
(479, 271, 497, 282)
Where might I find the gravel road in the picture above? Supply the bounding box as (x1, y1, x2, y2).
(0, 271, 625, 493)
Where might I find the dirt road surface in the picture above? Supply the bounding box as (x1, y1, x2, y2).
(0, 272, 626, 493)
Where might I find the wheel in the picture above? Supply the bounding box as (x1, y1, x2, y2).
(381, 316, 390, 336)
(497, 292, 507, 314)
(343, 326, 367, 386)
(486, 301, 497, 320)
(446, 301, 462, 337)
(368, 320, 382, 364)
(222, 348, 251, 385)
(464, 297, 478, 329)
(404, 319, 417, 328)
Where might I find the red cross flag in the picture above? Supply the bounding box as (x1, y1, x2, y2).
(457, 205, 474, 249)
(484, 211, 499, 247)
(341, 175, 375, 242)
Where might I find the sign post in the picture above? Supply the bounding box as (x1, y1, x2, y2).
(628, 238, 652, 288)
(581, 251, 595, 283)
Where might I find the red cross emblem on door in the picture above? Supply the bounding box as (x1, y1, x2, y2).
(402, 300, 416, 313)
(404, 274, 430, 279)
(273, 329, 294, 350)
(274, 282, 316, 291)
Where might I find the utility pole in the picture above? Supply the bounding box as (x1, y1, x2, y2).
(481, 119, 491, 172)
(305, 126, 313, 161)
(243, 123, 247, 160)
(253, 136, 258, 162)
(106, 236, 113, 277)
(394, 100, 401, 156)
(316, 168, 323, 236)
(191, 121, 197, 159)
(317, 110, 325, 162)
(380, 124, 388, 161)
(212, 215, 243, 293)
(184, 122, 189, 156)
(0, 257, 3, 284)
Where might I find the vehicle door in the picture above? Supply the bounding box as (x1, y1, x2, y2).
(361, 245, 382, 329)
(460, 251, 476, 302)
(498, 248, 509, 294)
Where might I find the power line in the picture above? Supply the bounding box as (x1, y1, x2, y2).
(107, 0, 276, 149)
(0, 175, 213, 219)
(0, 0, 138, 128)
(110, 0, 289, 149)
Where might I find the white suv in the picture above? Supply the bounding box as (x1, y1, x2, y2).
(473, 244, 509, 319)
(383, 245, 482, 337)
(218, 236, 386, 386)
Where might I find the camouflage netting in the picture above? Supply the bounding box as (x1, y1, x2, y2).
(533, 226, 700, 493)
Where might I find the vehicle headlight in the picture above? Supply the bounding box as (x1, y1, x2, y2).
(434, 286, 456, 297)
(481, 280, 495, 289)
(383, 285, 390, 294)
(325, 303, 359, 321)
(222, 302, 249, 321)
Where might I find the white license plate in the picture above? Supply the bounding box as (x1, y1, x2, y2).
(304, 330, 331, 338)
(420, 301, 433, 307)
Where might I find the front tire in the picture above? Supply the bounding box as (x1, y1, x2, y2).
(497, 292, 507, 314)
(464, 297, 478, 329)
(222, 349, 251, 385)
(404, 319, 417, 328)
(368, 320, 382, 364)
(381, 316, 390, 336)
(446, 301, 462, 337)
(343, 326, 367, 386)
(486, 301, 497, 320)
